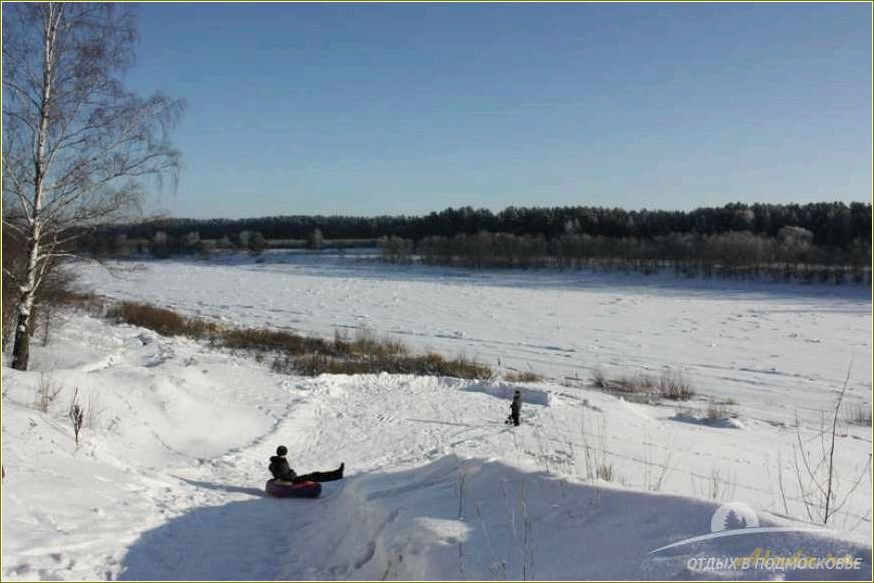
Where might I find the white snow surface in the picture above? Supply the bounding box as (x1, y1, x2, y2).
(1, 251, 871, 580)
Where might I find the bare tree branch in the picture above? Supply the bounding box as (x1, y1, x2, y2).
(2, 2, 183, 370)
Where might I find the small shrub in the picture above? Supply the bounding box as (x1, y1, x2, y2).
(332, 328, 350, 352)
(592, 368, 695, 402)
(423, 354, 492, 379)
(345, 328, 408, 359)
(34, 372, 63, 413)
(221, 327, 327, 355)
(704, 468, 733, 501)
(596, 462, 615, 482)
(658, 370, 695, 401)
(271, 354, 294, 374)
(85, 390, 101, 430)
(594, 372, 658, 399)
(294, 352, 332, 376)
(60, 291, 107, 317)
(504, 370, 544, 383)
(109, 301, 219, 339)
(592, 367, 609, 389)
(705, 401, 730, 422)
(109, 301, 183, 335)
(614, 373, 659, 394)
(845, 404, 872, 426)
(68, 388, 85, 446)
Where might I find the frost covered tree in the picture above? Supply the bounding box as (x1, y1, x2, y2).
(2, 3, 182, 369)
(248, 231, 267, 255)
(237, 230, 251, 249)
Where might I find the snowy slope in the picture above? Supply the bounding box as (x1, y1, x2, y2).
(77, 253, 873, 523)
(2, 305, 871, 580)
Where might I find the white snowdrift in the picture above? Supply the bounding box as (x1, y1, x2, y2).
(462, 380, 552, 405)
(119, 455, 873, 581)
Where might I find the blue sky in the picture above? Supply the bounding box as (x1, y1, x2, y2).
(129, 2, 871, 218)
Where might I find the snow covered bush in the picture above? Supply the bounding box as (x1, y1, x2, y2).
(590, 368, 695, 402)
(68, 388, 85, 447)
(845, 404, 872, 427)
(343, 328, 408, 359)
(34, 372, 62, 413)
(504, 370, 544, 383)
(109, 302, 217, 339)
(222, 327, 326, 355)
(657, 369, 695, 401)
(591, 366, 608, 389)
(705, 401, 732, 423)
(596, 462, 615, 482)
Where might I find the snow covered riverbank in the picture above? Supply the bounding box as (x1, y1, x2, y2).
(2, 254, 871, 580)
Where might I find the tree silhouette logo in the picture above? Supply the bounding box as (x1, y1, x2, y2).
(650, 500, 827, 554)
(710, 502, 759, 533)
(723, 510, 747, 530)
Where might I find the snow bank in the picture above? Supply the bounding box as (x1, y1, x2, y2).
(461, 380, 552, 406)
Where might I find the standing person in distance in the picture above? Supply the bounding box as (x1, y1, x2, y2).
(506, 390, 522, 427)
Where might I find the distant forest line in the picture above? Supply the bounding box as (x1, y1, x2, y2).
(88, 201, 869, 248)
(78, 202, 872, 284)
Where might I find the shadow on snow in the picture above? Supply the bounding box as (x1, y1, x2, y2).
(120, 457, 871, 581)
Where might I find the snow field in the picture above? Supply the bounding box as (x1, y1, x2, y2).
(1, 252, 870, 580)
(79, 251, 872, 430)
(77, 252, 873, 529)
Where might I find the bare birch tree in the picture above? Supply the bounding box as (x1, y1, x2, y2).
(2, 2, 182, 369)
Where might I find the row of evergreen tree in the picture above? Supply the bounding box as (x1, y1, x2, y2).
(91, 201, 871, 250)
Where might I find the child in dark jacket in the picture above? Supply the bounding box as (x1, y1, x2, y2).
(506, 390, 522, 426)
(268, 446, 345, 483)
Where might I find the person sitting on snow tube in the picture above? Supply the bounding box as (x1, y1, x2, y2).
(268, 445, 345, 483)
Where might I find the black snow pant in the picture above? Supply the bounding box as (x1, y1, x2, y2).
(506, 410, 520, 427)
(294, 466, 343, 483)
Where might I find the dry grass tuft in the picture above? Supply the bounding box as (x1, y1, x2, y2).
(109, 302, 493, 380)
(592, 368, 695, 401)
(845, 404, 872, 427)
(108, 302, 218, 339)
(504, 370, 544, 383)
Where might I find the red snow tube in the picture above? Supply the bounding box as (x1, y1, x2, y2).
(265, 479, 322, 498)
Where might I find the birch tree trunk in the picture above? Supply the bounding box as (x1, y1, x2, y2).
(10, 4, 59, 370)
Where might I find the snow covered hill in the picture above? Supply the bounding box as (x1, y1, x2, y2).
(2, 303, 871, 580)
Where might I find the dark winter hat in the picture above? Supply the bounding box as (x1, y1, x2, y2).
(276, 445, 288, 456)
